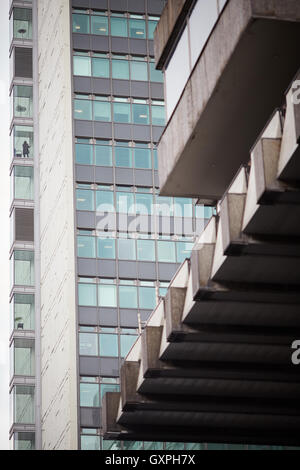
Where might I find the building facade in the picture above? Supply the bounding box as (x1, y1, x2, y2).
(8, 0, 212, 450)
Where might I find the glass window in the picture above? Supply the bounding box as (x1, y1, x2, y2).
(117, 192, 134, 214)
(129, 19, 146, 39)
(14, 166, 34, 200)
(139, 287, 156, 310)
(98, 285, 117, 308)
(14, 251, 34, 286)
(132, 103, 149, 125)
(13, 386, 34, 424)
(136, 193, 153, 215)
(119, 286, 137, 309)
(91, 15, 108, 35)
(14, 126, 33, 159)
(134, 148, 151, 169)
(174, 198, 193, 217)
(74, 99, 92, 120)
(157, 241, 176, 263)
(99, 334, 118, 357)
(14, 86, 33, 118)
(73, 56, 91, 76)
(13, 294, 34, 331)
(152, 105, 165, 126)
(92, 57, 109, 78)
(77, 236, 96, 258)
(131, 61, 148, 81)
(79, 332, 98, 356)
(153, 149, 158, 170)
(97, 238, 116, 259)
(14, 432, 35, 451)
(73, 13, 90, 34)
(156, 196, 173, 216)
(113, 102, 131, 123)
(120, 335, 138, 357)
(176, 241, 194, 264)
(95, 145, 112, 166)
(118, 238, 136, 260)
(115, 146, 132, 168)
(149, 62, 163, 83)
(76, 144, 93, 165)
(96, 190, 114, 212)
(81, 435, 101, 451)
(137, 240, 155, 262)
(144, 442, 164, 451)
(148, 20, 158, 40)
(76, 189, 94, 211)
(80, 383, 100, 407)
(112, 60, 129, 80)
(13, 8, 32, 40)
(111, 17, 128, 37)
(94, 101, 111, 122)
(78, 284, 97, 307)
(13, 338, 35, 377)
(100, 384, 120, 401)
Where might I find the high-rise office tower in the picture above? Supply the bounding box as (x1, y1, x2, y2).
(9, 0, 212, 450)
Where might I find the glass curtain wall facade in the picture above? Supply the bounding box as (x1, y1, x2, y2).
(71, 0, 212, 451)
(9, 0, 35, 450)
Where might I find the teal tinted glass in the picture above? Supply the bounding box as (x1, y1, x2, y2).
(117, 192, 135, 213)
(97, 238, 116, 259)
(111, 17, 128, 37)
(113, 102, 131, 123)
(79, 332, 98, 355)
(74, 99, 92, 120)
(152, 105, 165, 126)
(174, 198, 193, 217)
(137, 240, 155, 262)
(112, 59, 129, 80)
(120, 335, 138, 357)
(129, 19, 146, 38)
(91, 15, 108, 35)
(119, 286, 138, 309)
(100, 384, 120, 400)
(136, 193, 153, 214)
(76, 190, 94, 211)
(80, 383, 100, 407)
(76, 144, 93, 165)
(157, 241, 176, 263)
(148, 20, 158, 40)
(77, 236, 96, 258)
(153, 149, 158, 169)
(133, 103, 149, 124)
(92, 58, 109, 78)
(98, 285, 117, 307)
(94, 101, 111, 122)
(118, 239, 136, 260)
(149, 62, 163, 83)
(96, 190, 114, 212)
(176, 242, 194, 263)
(14, 85, 33, 118)
(73, 14, 90, 34)
(73, 56, 91, 76)
(78, 284, 97, 307)
(95, 145, 112, 166)
(131, 61, 148, 81)
(99, 334, 118, 357)
(81, 435, 101, 451)
(134, 148, 151, 169)
(115, 147, 132, 167)
(139, 287, 156, 310)
(14, 166, 34, 200)
(13, 8, 32, 40)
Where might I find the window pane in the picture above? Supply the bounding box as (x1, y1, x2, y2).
(80, 383, 100, 407)
(94, 101, 111, 122)
(139, 287, 156, 310)
(136, 193, 153, 214)
(100, 384, 120, 401)
(14, 386, 34, 424)
(153, 149, 158, 169)
(132, 104, 149, 125)
(73, 13, 90, 34)
(134, 148, 151, 169)
(120, 335, 138, 357)
(81, 435, 101, 451)
(129, 19, 146, 39)
(149, 62, 163, 83)
(157, 241, 176, 263)
(131, 61, 147, 81)
(91, 15, 108, 35)
(113, 102, 131, 123)
(117, 192, 134, 214)
(14, 294, 34, 331)
(98, 285, 117, 307)
(92, 58, 109, 78)
(76, 190, 94, 211)
(14, 85, 33, 118)
(148, 20, 158, 40)
(118, 239, 136, 260)
(152, 105, 165, 126)
(119, 286, 137, 309)
(97, 238, 116, 259)
(112, 60, 129, 80)
(73, 56, 91, 76)
(14, 126, 33, 159)
(79, 333, 98, 356)
(78, 284, 97, 307)
(14, 339, 35, 376)
(137, 240, 155, 262)
(74, 99, 92, 120)
(174, 198, 193, 217)
(14, 166, 34, 200)
(111, 17, 128, 37)
(76, 144, 93, 165)
(115, 146, 132, 167)
(96, 191, 114, 212)
(13, 8, 32, 40)
(14, 251, 34, 286)
(99, 334, 118, 357)
(77, 236, 96, 258)
(95, 145, 112, 166)
(176, 242, 194, 264)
